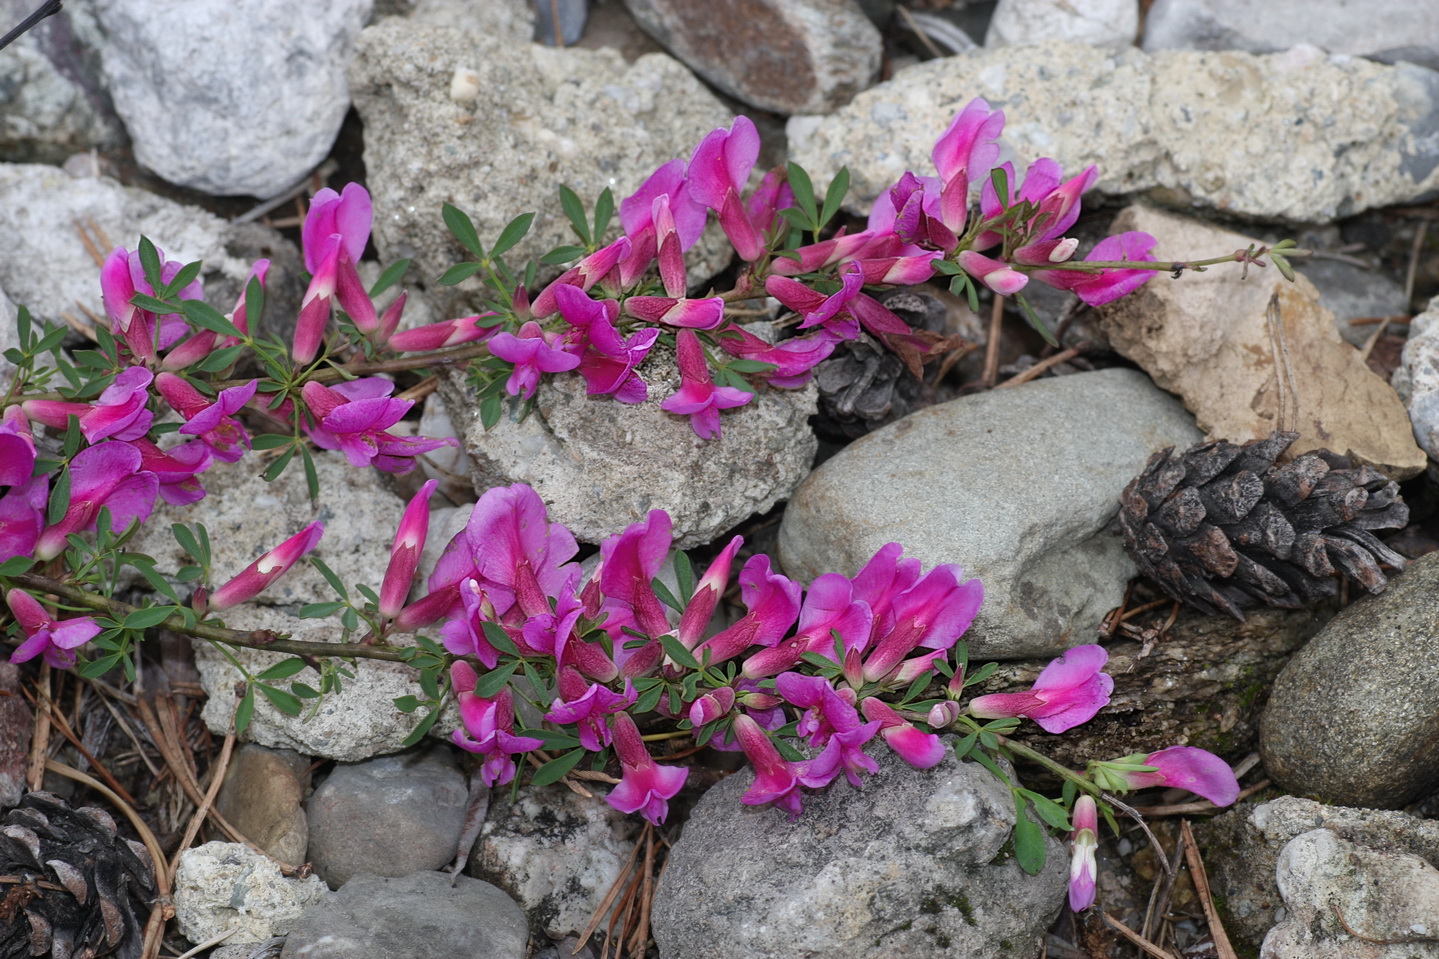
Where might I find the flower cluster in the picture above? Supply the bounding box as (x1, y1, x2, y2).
(441, 99, 1157, 440)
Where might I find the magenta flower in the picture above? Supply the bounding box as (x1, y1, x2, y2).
(6, 588, 101, 669)
(623, 294, 726, 330)
(715, 325, 837, 389)
(0, 478, 47, 562)
(450, 662, 545, 788)
(687, 687, 736, 727)
(0, 406, 37, 487)
(302, 183, 372, 274)
(968, 644, 1113, 733)
(1096, 746, 1240, 807)
(530, 237, 632, 319)
(154, 373, 257, 463)
(385, 313, 498, 352)
(686, 116, 764, 261)
(302, 379, 457, 473)
(440, 578, 504, 669)
(545, 666, 637, 751)
(731, 713, 803, 819)
(676, 535, 743, 651)
(851, 543, 922, 649)
(764, 266, 864, 338)
(208, 521, 324, 611)
(931, 98, 1005, 231)
(618, 159, 708, 286)
(130, 438, 213, 506)
(606, 710, 688, 826)
(742, 573, 873, 679)
(1032, 231, 1158, 306)
(293, 233, 340, 365)
(24, 366, 154, 443)
(862, 564, 982, 683)
(774, 673, 880, 788)
(99, 246, 199, 367)
(488, 320, 582, 399)
(660, 329, 752, 440)
(555, 285, 658, 402)
(378, 479, 437, 619)
(860, 696, 946, 768)
(1068, 795, 1099, 912)
(693, 554, 801, 667)
(35, 442, 159, 561)
(596, 511, 675, 663)
(744, 167, 796, 239)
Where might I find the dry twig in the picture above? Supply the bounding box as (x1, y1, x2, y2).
(1180, 819, 1239, 959)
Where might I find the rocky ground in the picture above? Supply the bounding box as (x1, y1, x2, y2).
(3, 0, 1439, 957)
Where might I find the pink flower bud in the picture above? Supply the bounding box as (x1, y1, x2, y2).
(209, 522, 324, 611)
(379, 480, 437, 619)
(688, 687, 735, 727)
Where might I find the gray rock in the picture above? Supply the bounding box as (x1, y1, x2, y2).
(1264, 829, 1439, 958)
(778, 368, 1201, 659)
(985, 0, 1137, 54)
(349, 14, 735, 313)
(622, 0, 881, 115)
(280, 871, 529, 959)
(1392, 295, 1439, 460)
(1298, 257, 1412, 348)
(215, 745, 310, 869)
(787, 42, 1439, 224)
(0, 662, 29, 807)
(440, 339, 818, 549)
(173, 841, 330, 945)
(307, 747, 468, 888)
(533, 0, 588, 46)
(1202, 797, 1439, 954)
(0, 2, 123, 164)
(1143, 0, 1439, 73)
(93, 0, 371, 197)
(418, 392, 477, 505)
(0, 164, 293, 327)
(651, 746, 1067, 959)
(1260, 552, 1439, 809)
(467, 782, 639, 938)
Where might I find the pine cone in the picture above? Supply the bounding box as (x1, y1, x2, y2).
(1119, 431, 1409, 619)
(1, 792, 155, 959)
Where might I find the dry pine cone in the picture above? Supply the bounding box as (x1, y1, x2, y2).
(1119, 431, 1409, 618)
(1, 792, 155, 959)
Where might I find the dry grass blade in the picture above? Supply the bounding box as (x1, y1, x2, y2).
(1103, 913, 1181, 959)
(575, 828, 644, 952)
(1180, 819, 1239, 959)
(23, 682, 138, 807)
(981, 294, 1006, 388)
(995, 343, 1085, 389)
(25, 663, 51, 791)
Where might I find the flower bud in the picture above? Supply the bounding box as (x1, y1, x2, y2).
(927, 700, 962, 729)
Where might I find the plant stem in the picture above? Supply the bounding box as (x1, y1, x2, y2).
(12, 572, 413, 662)
(995, 733, 1100, 795)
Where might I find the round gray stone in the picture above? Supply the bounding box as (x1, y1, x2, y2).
(1260, 552, 1439, 808)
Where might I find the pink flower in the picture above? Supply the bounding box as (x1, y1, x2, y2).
(774, 673, 880, 788)
(531, 238, 632, 319)
(861, 564, 982, 683)
(208, 522, 324, 611)
(0, 407, 37, 488)
(35, 442, 159, 561)
(687, 687, 736, 727)
(155, 373, 257, 463)
(488, 320, 582, 399)
(968, 644, 1113, 733)
(99, 246, 199, 367)
(302, 379, 457, 473)
(293, 233, 341, 364)
(731, 713, 803, 820)
(6, 588, 101, 669)
(957, 250, 1028, 296)
(715, 325, 837, 389)
(302, 183, 372, 274)
(556, 286, 657, 402)
(605, 711, 688, 826)
(675, 535, 743, 651)
(378, 479, 437, 619)
(24, 367, 154, 443)
(623, 294, 726, 330)
(0, 478, 47, 562)
(931, 98, 1005, 233)
(741, 573, 873, 679)
(1032, 231, 1158, 306)
(596, 511, 675, 672)
(860, 696, 946, 768)
(450, 662, 545, 788)
(686, 117, 764, 261)
(693, 554, 801, 667)
(764, 266, 864, 338)
(546, 666, 637, 752)
(130, 438, 212, 506)
(618, 159, 708, 286)
(1068, 795, 1099, 912)
(660, 329, 752, 440)
(385, 314, 499, 352)
(1100, 746, 1240, 807)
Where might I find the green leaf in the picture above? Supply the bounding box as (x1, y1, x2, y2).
(77, 653, 123, 679)
(137, 237, 164, 289)
(438, 262, 483, 286)
(301, 447, 319, 504)
(443, 203, 485, 257)
(819, 166, 850, 230)
(593, 187, 615, 240)
(234, 688, 256, 734)
(256, 657, 309, 681)
(47, 465, 71, 526)
(558, 185, 590, 245)
(0, 556, 34, 577)
(778, 207, 813, 232)
(400, 705, 443, 747)
(369, 259, 412, 298)
(673, 551, 695, 605)
(786, 161, 818, 226)
(243, 274, 264, 334)
(341, 607, 358, 632)
(261, 446, 296, 481)
(16, 305, 32, 351)
(196, 345, 246, 373)
(970, 747, 1010, 784)
(725, 359, 778, 374)
(978, 729, 998, 751)
(249, 433, 293, 451)
(123, 606, 176, 630)
(480, 393, 503, 431)
(124, 557, 180, 603)
(651, 577, 683, 613)
(129, 293, 177, 315)
(540, 245, 588, 265)
(492, 212, 535, 258)
(291, 682, 322, 700)
(393, 694, 422, 713)
(1019, 789, 1072, 832)
(530, 748, 586, 787)
(635, 683, 663, 713)
(472, 661, 520, 698)
(479, 621, 518, 656)
(171, 523, 201, 560)
(659, 634, 700, 670)
(160, 259, 203, 299)
(988, 166, 1011, 210)
(309, 556, 349, 600)
(953, 731, 978, 760)
(1012, 293, 1057, 347)
(256, 683, 302, 716)
(31, 322, 68, 358)
(1012, 797, 1047, 875)
(963, 661, 997, 689)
